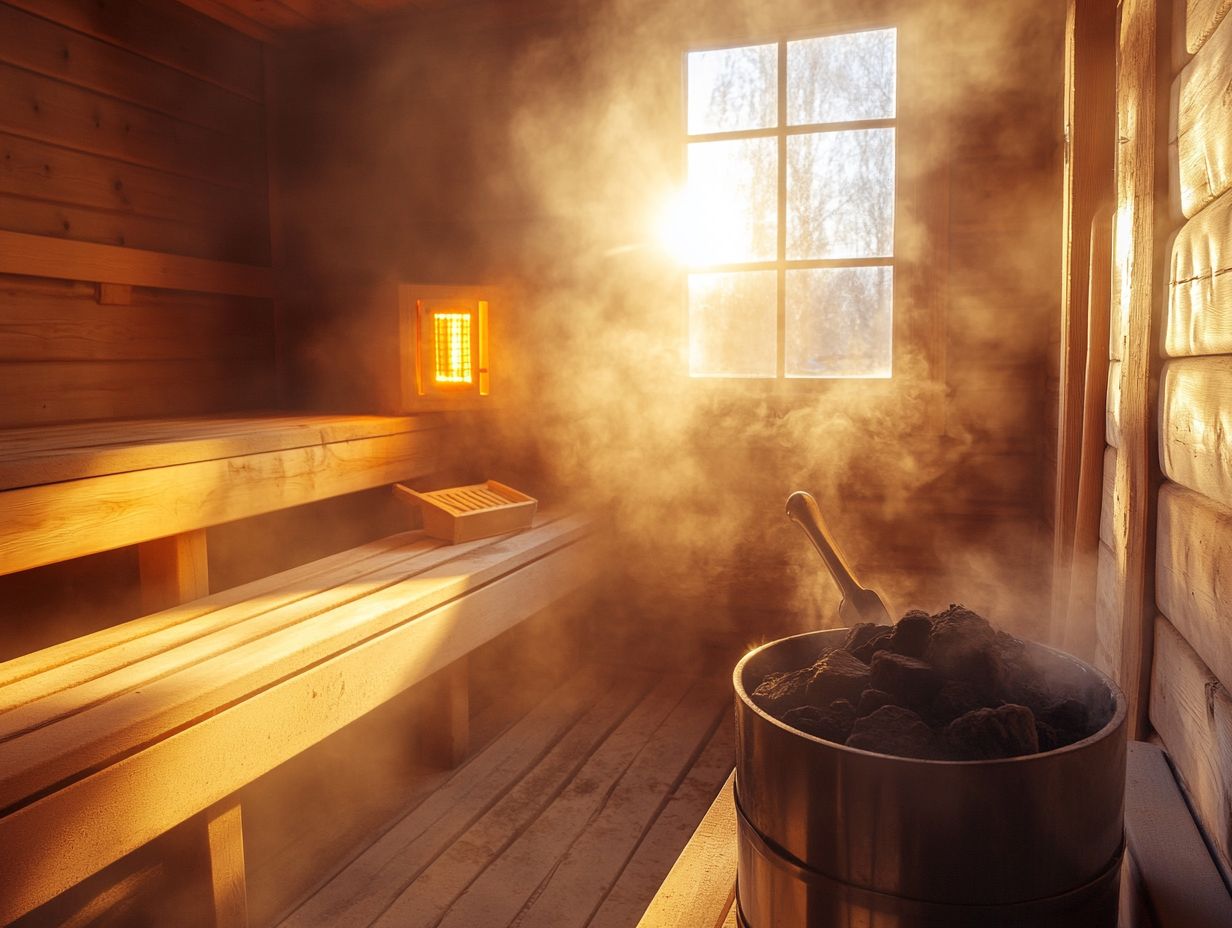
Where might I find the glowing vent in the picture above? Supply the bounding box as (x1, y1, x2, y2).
(433, 312, 473, 384)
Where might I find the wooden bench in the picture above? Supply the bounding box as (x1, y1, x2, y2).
(0, 414, 601, 926)
(636, 742, 1232, 928)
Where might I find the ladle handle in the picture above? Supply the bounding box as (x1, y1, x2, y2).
(786, 490, 865, 603)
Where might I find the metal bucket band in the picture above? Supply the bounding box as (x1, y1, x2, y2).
(735, 793, 1125, 922)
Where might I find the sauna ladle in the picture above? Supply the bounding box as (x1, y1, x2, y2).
(786, 490, 892, 626)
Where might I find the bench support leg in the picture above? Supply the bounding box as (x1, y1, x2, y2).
(204, 798, 248, 928)
(138, 530, 209, 613)
(423, 657, 469, 768)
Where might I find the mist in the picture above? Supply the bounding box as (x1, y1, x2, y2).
(275, 0, 1066, 653)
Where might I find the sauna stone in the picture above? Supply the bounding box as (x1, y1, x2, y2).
(943, 704, 1040, 760)
(846, 705, 939, 759)
(753, 604, 1101, 760)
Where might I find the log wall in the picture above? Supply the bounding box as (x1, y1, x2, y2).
(1098, 0, 1232, 881)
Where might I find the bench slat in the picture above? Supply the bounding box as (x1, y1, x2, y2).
(0, 426, 444, 576)
(0, 414, 440, 490)
(0, 514, 594, 813)
(0, 532, 599, 925)
(0, 535, 445, 714)
(0, 533, 417, 692)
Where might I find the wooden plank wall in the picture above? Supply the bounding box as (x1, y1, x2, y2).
(1136, 0, 1232, 881)
(0, 0, 276, 429)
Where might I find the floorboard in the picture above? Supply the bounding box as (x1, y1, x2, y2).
(275, 666, 733, 928)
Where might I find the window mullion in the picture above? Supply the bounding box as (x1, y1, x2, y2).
(776, 40, 788, 380)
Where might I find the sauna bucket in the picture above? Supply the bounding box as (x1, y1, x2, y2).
(733, 628, 1127, 928)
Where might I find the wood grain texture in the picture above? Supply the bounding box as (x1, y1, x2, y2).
(0, 530, 600, 924)
(137, 529, 209, 615)
(1107, 358, 1123, 447)
(589, 721, 736, 928)
(0, 60, 260, 188)
(1156, 482, 1232, 690)
(1159, 357, 1232, 505)
(0, 517, 594, 810)
(1167, 189, 1232, 357)
(1101, 445, 1117, 549)
(1187, 0, 1232, 54)
(1123, 740, 1232, 928)
(0, 412, 437, 489)
(0, 4, 262, 137)
(1108, 0, 1164, 736)
(204, 798, 249, 928)
(635, 772, 737, 928)
(1148, 616, 1232, 878)
(279, 668, 618, 928)
(3, 0, 265, 100)
(0, 422, 444, 576)
(0, 230, 272, 297)
(1095, 539, 1124, 679)
(1174, 9, 1232, 216)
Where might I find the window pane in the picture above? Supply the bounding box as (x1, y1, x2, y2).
(689, 271, 776, 377)
(786, 267, 892, 378)
(787, 28, 896, 125)
(687, 138, 777, 264)
(687, 44, 777, 134)
(787, 128, 894, 260)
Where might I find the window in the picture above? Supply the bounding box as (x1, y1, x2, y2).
(675, 29, 897, 379)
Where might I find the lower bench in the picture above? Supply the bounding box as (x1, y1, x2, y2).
(0, 510, 599, 926)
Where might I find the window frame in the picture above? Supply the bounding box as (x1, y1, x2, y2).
(680, 25, 901, 383)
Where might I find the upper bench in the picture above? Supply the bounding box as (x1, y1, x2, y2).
(0, 413, 448, 577)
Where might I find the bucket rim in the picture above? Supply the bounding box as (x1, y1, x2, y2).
(733, 627, 1128, 767)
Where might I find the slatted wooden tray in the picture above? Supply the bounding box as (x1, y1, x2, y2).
(394, 480, 537, 543)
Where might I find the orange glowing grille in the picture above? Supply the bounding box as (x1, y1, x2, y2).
(433, 312, 473, 384)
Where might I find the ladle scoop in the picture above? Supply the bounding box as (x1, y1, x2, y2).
(786, 490, 892, 626)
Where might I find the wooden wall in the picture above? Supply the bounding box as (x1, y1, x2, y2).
(0, 0, 276, 431)
(0, 0, 277, 653)
(1091, 0, 1232, 882)
(1148, 0, 1232, 881)
(273, 0, 1065, 647)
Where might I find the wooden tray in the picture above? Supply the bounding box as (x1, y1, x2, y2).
(393, 480, 537, 543)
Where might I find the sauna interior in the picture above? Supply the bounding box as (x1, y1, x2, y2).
(0, 0, 1230, 925)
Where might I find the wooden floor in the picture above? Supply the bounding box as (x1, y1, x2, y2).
(270, 665, 735, 928)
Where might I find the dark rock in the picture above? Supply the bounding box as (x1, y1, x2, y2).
(842, 623, 890, 653)
(944, 704, 1040, 760)
(925, 604, 1000, 689)
(869, 651, 943, 708)
(846, 705, 939, 759)
(1035, 720, 1061, 753)
(804, 649, 871, 707)
(849, 625, 894, 663)
(752, 667, 813, 714)
(1038, 698, 1092, 745)
(856, 688, 899, 717)
(888, 611, 933, 658)
(783, 699, 856, 744)
(929, 680, 991, 725)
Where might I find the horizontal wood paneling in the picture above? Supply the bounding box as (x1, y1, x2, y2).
(1174, 10, 1232, 217)
(0, 276, 270, 362)
(0, 233, 273, 296)
(4, 0, 264, 100)
(1168, 189, 1232, 357)
(0, 0, 270, 267)
(0, 5, 262, 137)
(1159, 357, 1232, 505)
(1156, 482, 1232, 690)
(1149, 616, 1232, 877)
(0, 61, 259, 188)
(1186, 0, 1232, 54)
(0, 358, 273, 427)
